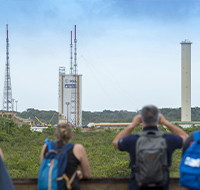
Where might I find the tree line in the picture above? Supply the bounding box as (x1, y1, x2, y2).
(9, 107, 200, 126)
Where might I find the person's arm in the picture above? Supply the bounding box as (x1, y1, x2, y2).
(0, 148, 4, 160)
(40, 144, 47, 164)
(159, 114, 188, 143)
(112, 115, 141, 149)
(182, 134, 193, 155)
(74, 144, 90, 179)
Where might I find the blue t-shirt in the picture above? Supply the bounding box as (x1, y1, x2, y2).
(118, 127, 182, 190)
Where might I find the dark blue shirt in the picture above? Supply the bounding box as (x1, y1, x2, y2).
(0, 157, 15, 190)
(182, 133, 193, 155)
(118, 127, 183, 190)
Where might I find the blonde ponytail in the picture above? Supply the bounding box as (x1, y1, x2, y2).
(56, 123, 72, 143)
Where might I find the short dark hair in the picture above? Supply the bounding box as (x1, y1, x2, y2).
(141, 105, 159, 126)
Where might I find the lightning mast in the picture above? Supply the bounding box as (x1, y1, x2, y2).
(2, 24, 12, 112)
(70, 25, 78, 126)
(70, 31, 73, 74)
(74, 25, 77, 126)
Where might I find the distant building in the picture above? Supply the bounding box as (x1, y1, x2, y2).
(58, 67, 82, 127)
(0, 112, 35, 127)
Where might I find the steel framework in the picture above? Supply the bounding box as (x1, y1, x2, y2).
(70, 30, 73, 74)
(70, 25, 77, 126)
(2, 24, 12, 112)
(70, 25, 81, 126)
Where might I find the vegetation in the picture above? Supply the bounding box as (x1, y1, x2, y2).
(82, 110, 137, 124)
(0, 116, 199, 178)
(83, 107, 200, 124)
(17, 108, 59, 126)
(9, 106, 200, 126)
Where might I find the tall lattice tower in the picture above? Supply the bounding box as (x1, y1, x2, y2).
(70, 30, 73, 75)
(58, 25, 82, 127)
(2, 24, 12, 112)
(70, 25, 82, 127)
(70, 25, 77, 126)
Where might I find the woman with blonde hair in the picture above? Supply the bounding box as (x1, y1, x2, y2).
(39, 123, 90, 190)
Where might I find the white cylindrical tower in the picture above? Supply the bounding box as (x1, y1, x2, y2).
(181, 39, 192, 121)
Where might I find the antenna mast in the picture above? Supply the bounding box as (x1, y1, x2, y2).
(70, 25, 78, 126)
(70, 31, 73, 74)
(74, 25, 77, 127)
(2, 24, 12, 112)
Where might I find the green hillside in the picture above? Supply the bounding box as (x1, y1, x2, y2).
(13, 107, 200, 126)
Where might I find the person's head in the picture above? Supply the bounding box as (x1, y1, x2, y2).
(141, 105, 160, 127)
(55, 123, 72, 143)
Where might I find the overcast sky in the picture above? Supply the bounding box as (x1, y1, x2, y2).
(0, 0, 200, 112)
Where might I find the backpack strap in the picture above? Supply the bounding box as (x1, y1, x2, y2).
(61, 142, 74, 153)
(137, 130, 165, 138)
(57, 171, 77, 190)
(48, 159, 55, 190)
(44, 140, 60, 156)
(193, 130, 200, 143)
(57, 143, 76, 190)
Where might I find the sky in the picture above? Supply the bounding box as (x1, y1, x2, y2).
(0, 0, 200, 112)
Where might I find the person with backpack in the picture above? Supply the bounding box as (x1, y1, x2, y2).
(179, 130, 200, 190)
(38, 123, 90, 190)
(113, 105, 188, 190)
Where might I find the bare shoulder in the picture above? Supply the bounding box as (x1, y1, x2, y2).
(73, 144, 86, 161)
(40, 143, 47, 164)
(74, 144, 85, 152)
(43, 143, 47, 148)
(42, 143, 47, 151)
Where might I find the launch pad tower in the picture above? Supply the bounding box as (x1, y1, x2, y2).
(58, 25, 82, 127)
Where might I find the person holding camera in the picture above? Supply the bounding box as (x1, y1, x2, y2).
(113, 105, 188, 190)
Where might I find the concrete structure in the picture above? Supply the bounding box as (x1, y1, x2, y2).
(172, 121, 200, 128)
(88, 122, 132, 128)
(0, 112, 35, 127)
(58, 69, 82, 126)
(181, 39, 192, 121)
(30, 127, 48, 132)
